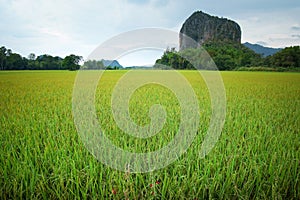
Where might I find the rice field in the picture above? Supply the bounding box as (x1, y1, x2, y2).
(0, 70, 299, 199)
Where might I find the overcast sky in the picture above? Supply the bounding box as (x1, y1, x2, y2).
(0, 0, 299, 66)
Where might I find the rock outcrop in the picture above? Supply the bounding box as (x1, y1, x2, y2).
(179, 11, 241, 50)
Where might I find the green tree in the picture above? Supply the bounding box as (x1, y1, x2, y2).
(36, 54, 62, 70)
(28, 53, 36, 61)
(62, 54, 82, 71)
(83, 60, 105, 69)
(6, 53, 27, 70)
(155, 42, 264, 70)
(0, 46, 7, 70)
(267, 46, 300, 68)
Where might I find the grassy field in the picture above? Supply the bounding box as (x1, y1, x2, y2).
(0, 70, 299, 199)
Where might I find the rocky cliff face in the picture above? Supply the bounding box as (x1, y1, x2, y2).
(179, 11, 241, 50)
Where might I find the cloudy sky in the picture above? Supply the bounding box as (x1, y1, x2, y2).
(0, 0, 299, 66)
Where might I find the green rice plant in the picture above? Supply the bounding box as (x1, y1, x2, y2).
(0, 70, 299, 199)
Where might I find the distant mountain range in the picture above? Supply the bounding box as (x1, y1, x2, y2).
(243, 42, 282, 57)
(102, 59, 123, 68)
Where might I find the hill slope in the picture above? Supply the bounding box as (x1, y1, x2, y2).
(243, 42, 282, 57)
(102, 60, 123, 68)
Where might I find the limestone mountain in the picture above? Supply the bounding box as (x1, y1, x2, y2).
(179, 11, 241, 50)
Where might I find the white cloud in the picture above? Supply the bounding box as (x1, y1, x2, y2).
(235, 8, 300, 48)
(0, 0, 299, 65)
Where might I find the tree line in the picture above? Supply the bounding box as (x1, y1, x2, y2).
(0, 46, 123, 70)
(0, 46, 82, 70)
(1, 44, 299, 71)
(155, 42, 300, 71)
(82, 60, 122, 70)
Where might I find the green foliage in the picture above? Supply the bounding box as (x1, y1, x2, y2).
(0, 46, 82, 70)
(0, 44, 299, 71)
(0, 47, 28, 70)
(265, 46, 300, 68)
(235, 66, 285, 72)
(105, 66, 119, 70)
(0, 46, 7, 70)
(35, 54, 63, 70)
(83, 60, 105, 69)
(203, 42, 263, 70)
(154, 48, 194, 69)
(5, 53, 28, 70)
(0, 71, 299, 199)
(62, 54, 82, 71)
(155, 43, 300, 71)
(83, 60, 123, 70)
(155, 42, 264, 70)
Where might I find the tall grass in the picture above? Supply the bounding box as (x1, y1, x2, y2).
(0, 70, 299, 199)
